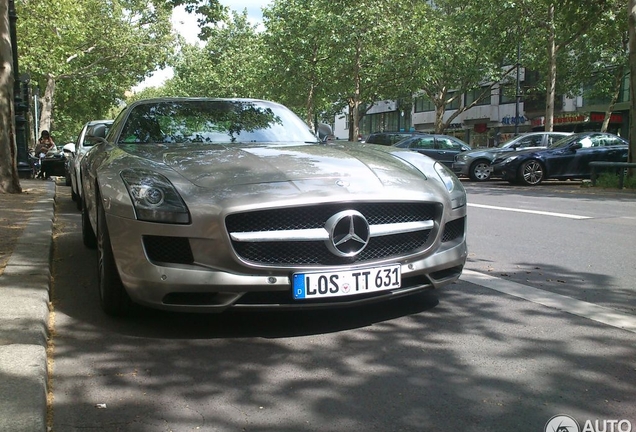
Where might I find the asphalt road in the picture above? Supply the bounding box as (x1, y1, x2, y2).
(49, 181, 636, 432)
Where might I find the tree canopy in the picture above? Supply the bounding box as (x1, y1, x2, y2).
(1, 0, 634, 191)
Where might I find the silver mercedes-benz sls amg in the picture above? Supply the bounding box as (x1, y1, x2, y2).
(80, 98, 467, 316)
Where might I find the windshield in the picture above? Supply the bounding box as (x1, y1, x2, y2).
(118, 99, 318, 145)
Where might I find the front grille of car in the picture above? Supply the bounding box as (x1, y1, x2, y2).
(143, 235, 194, 265)
(226, 202, 439, 266)
(441, 217, 465, 243)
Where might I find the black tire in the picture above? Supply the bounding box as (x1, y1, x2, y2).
(469, 160, 492, 182)
(97, 200, 133, 316)
(71, 187, 78, 202)
(81, 197, 97, 249)
(519, 160, 544, 185)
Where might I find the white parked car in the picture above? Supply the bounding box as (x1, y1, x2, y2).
(67, 120, 113, 209)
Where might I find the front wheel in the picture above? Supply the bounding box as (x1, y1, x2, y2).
(97, 200, 133, 316)
(469, 160, 492, 181)
(519, 160, 544, 185)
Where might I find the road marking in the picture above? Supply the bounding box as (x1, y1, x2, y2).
(468, 203, 592, 220)
(462, 269, 636, 333)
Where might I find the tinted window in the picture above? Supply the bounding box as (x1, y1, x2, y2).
(546, 134, 564, 145)
(437, 137, 461, 150)
(516, 135, 543, 148)
(411, 137, 435, 149)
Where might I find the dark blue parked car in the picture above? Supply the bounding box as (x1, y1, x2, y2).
(491, 132, 628, 185)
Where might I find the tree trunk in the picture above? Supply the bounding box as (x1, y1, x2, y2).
(601, 66, 625, 132)
(628, 0, 636, 167)
(306, 81, 315, 131)
(349, 39, 362, 142)
(0, 0, 21, 193)
(38, 75, 55, 134)
(545, 3, 557, 132)
(434, 100, 446, 134)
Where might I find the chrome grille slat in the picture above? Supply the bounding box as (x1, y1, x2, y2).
(225, 202, 440, 266)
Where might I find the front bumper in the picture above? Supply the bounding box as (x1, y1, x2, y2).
(105, 211, 468, 313)
(451, 161, 469, 177)
(491, 163, 516, 181)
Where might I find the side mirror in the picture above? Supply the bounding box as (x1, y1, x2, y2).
(89, 124, 108, 139)
(571, 142, 582, 150)
(317, 123, 334, 143)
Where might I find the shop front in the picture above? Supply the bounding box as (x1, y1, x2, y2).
(531, 112, 626, 135)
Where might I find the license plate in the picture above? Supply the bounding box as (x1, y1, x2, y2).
(292, 264, 401, 300)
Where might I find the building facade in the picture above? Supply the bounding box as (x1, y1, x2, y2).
(333, 70, 631, 146)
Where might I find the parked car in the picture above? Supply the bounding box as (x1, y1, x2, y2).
(40, 143, 75, 179)
(80, 97, 467, 316)
(491, 132, 628, 185)
(452, 132, 572, 181)
(68, 120, 114, 209)
(365, 131, 427, 145)
(393, 134, 472, 168)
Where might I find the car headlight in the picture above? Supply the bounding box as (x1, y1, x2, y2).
(502, 155, 518, 164)
(434, 162, 466, 209)
(455, 154, 468, 162)
(121, 169, 190, 224)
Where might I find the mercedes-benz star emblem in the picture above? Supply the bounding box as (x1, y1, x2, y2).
(324, 210, 370, 257)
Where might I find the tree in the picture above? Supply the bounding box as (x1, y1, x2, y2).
(0, 0, 21, 193)
(263, 0, 412, 140)
(262, 0, 336, 128)
(515, 0, 612, 131)
(397, 0, 519, 133)
(165, 10, 265, 99)
(564, 0, 629, 132)
(16, 0, 176, 135)
(629, 0, 635, 165)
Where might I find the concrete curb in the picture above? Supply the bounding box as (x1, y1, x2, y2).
(0, 180, 55, 432)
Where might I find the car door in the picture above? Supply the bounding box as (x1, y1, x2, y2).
(545, 135, 601, 178)
(433, 136, 465, 167)
(602, 135, 629, 163)
(567, 134, 629, 177)
(407, 136, 438, 161)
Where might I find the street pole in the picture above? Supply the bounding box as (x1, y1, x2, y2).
(33, 86, 39, 142)
(8, 0, 31, 178)
(514, 41, 521, 136)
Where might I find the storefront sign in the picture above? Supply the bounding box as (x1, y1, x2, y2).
(590, 112, 623, 123)
(553, 113, 588, 124)
(531, 116, 545, 127)
(501, 115, 527, 125)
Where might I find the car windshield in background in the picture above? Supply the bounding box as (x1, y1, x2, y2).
(118, 100, 318, 145)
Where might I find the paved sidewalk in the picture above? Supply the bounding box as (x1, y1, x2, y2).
(0, 179, 56, 432)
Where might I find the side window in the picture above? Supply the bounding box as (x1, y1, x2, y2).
(546, 135, 563, 145)
(518, 136, 542, 148)
(391, 134, 411, 144)
(605, 137, 623, 147)
(437, 137, 459, 150)
(412, 137, 435, 149)
(579, 137, 594, 148)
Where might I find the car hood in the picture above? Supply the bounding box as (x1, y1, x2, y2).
(118, 142, 431, 191)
